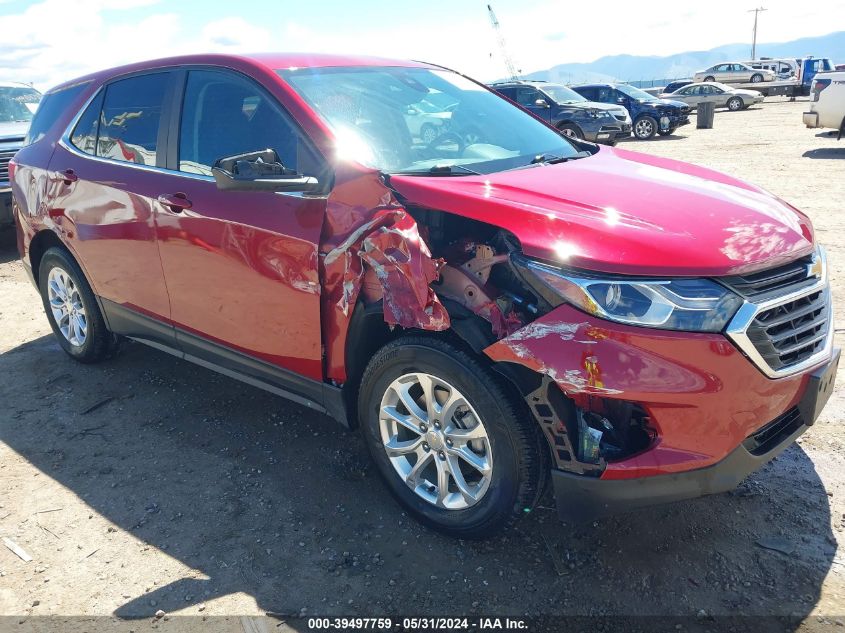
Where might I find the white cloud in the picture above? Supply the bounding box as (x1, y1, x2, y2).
(0, 0, 841, 91)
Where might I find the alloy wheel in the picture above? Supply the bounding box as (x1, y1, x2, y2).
(635, 118, 654, 139)
(378, 372, 493, 510)
(47, 266, 87, 347)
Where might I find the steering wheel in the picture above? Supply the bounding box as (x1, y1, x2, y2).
(425, 131, 465, 156)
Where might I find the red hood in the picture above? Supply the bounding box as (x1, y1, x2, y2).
(389, 146, 814, 276)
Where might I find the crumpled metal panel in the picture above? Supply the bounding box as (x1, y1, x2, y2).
(320, 169, 449, 383)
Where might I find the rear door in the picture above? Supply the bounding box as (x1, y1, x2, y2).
(46, 71, 176, 345)
(152, 67, 328, 382)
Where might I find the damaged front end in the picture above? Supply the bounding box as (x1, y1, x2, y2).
(320, 168, 656, 484)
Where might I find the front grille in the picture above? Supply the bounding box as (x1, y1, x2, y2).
(742, 407, 803, 455)
(724, 250, 832, 377)
(746, 288, 829, 370)
(0, 149, 15, 183)
(723, 255, 815, 300)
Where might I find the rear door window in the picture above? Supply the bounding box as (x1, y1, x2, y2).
(97, 73, 170, 166)
(70, 92, 104, 155)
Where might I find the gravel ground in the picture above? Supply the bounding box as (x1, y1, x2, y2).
(0, 98, 844, 631)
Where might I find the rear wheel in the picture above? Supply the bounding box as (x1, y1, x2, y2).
(633, 115, 657, 140)
(751, 73, 763, 83)
(727, 96, 744, 111)
(358, 336, 544, 538)
(38, 247, 115, 363)
(420, 124, 438, 145)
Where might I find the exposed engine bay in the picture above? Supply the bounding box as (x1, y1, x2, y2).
(375, 204, 656, 474)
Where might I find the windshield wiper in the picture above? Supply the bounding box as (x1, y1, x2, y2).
(394, 163, 482, 176)
(529, 150, 591, 165)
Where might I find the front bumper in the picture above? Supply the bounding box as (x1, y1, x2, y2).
(484, 301, 838, 518)
(552, 346, 838, 522)
(594, 123, 632, 143)
(803, 111, 819, 128)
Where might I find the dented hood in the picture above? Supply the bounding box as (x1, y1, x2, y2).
(389, 146, 814, 277)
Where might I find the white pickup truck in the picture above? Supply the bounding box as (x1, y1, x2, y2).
(803, 71, 845, 139)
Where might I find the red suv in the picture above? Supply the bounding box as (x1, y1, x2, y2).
(11, 54, 838, 537)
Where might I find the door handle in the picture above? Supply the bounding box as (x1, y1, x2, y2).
(61, 169, 78, 185)
(157, 192, 192, 213)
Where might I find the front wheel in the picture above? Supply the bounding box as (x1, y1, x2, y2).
(558, 123, 583, 140)
(704, 75, 715, 82)
(358, 336, 544, 538)
(633, 115, 657, 140)
(38, 247, 115, 363)
(727, 96, 744, 111)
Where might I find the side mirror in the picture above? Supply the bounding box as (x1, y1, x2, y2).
(535, 98, 550, 108)
(211, 149, 319, 193)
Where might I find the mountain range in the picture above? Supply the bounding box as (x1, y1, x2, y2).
(521, 31, 845, 86)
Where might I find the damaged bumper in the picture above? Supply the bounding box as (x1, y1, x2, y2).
(485, 304, 839, 521)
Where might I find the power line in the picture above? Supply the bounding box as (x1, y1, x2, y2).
(748, 6, 768, 59)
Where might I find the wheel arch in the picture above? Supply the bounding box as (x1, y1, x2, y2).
(29, 229, 70, 287)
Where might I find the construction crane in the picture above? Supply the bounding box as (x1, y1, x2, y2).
(487, 4, 521, 81)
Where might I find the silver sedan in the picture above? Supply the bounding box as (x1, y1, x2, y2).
(659, 82, 764, 111)
(693, 63, 776, 84)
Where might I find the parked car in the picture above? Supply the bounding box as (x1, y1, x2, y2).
(571, 83, 691, 139)
(404, 98, 453, 144)
(659, 82, 764, 111)
(11, 54, 837, 537)
(0, 82, 41, 226)
(745, 58, 798, 79)
(803, 71, 845, 138)
(663, 80, 693, 94)
(488, 80, 631, 144)
(694, 62, 776, 84)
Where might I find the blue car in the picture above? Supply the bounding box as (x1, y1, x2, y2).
(572, 83, 691, 140)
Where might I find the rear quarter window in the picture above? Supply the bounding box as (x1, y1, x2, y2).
(25, 82, 89, 146)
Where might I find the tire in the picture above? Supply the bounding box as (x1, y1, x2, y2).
(751, 73, 763, 83)
(704, 76, 715, 82)
(657, 127, 675, 136)
(727, 96, 744, 111)
(557, 123, 583, 140)
(38, 247, 115, 363)
(633, 115, 657, 140)
(358, 335, 544, 538)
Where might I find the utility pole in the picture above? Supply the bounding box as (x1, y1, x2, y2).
(487, 4, 521, 81)
(748, 6, 767, 59)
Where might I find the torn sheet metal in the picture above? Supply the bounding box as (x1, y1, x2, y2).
(484, 306, 717, 397)
(321, 171, 450, 383)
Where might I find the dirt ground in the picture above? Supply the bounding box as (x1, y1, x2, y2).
(1, 98, 845, 631)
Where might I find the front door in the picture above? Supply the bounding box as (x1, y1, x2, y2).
(515, 87, 551, 122)
(153, 68, 328, 381)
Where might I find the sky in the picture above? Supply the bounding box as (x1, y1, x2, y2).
(0, 0, 843, 90)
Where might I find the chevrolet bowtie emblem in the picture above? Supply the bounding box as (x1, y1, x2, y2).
(808, 257, 824, 279)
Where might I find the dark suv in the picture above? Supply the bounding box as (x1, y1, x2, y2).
(0, 83, 41, 225)
(572, 83, 691, 140)
(490, 80, 631, 144)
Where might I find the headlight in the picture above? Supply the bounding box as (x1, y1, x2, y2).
(515, 258, 743, 332)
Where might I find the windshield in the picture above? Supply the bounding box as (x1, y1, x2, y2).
(616, 84, 658, 102)
(0, 86, 42, 123)
(278, 66, 581, 174)
(541, 84, 587, 104)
